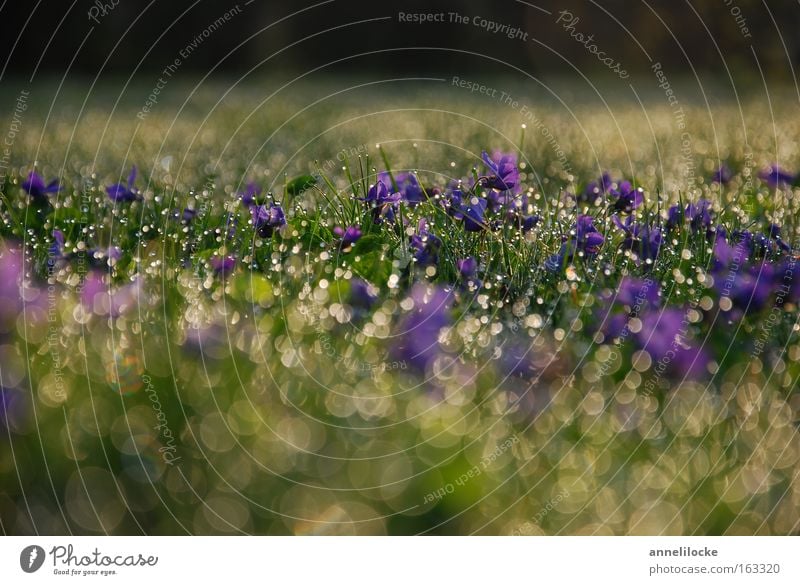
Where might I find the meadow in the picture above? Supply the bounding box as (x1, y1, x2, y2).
(0, 79, 799, 535)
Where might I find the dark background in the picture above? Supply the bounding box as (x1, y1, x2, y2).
(0, 0, 798, 83)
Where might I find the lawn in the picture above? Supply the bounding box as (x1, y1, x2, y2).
(0, 79, 799, 535)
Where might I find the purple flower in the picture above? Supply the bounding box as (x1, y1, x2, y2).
(758, 165, 795, 189)
(671, 345, 711, 379)
(210, 255, 236, 277)
(686, 200, 712, 231)
(580, 172, 613, 202)
(48, 229, 66, 262)
(712, 235, 751, 270)
(496, 338, 537, 378)
(615, 276, 660, 308)
(106, 166, 140, 202)
(636, 308, 686, 359)
(545, 215, 605, 271)
(457, 257, 477, 278)
(410, 219, 442, 266)
(391, 284, 453, 371)
(443, 184, 466, 219)
(712, 164, 732, 184)
(711, 235, 776, 314)
(382, 172, 425, 206)
(349, 278, 378, 309)
(715, 262, 775, 315)
(482, 150, 519, 192)
(22, 171, 62, 203)
(85, 245, 122, 268)
(364, 180, 402, 224)
(594, 277, 660, 340)
(519, 215, 539, 233)
(575, 215, 605, 253)
(766, 224, 792, 255)
(251, 203, 286, 237)
(0, 245, 23, 317)
(665, 204, 682, 229)
(333, 225, 362, 249)
(81, 271, 141, 317)
(733, 226, 790, 258)
(612, 215, 662, 264)
(667, 200, 713, 233)
(609, 180, 643, 213)
(0, 387, 24, 433)
(457, 256, 481, 293)
(106, 246, 122, 261)
(169, 207, 197, 223)
(487, 188, 528, 216)
(239, 181, 261, 208)
(460, 196, 489, 232)
(544, 244, 569, 272)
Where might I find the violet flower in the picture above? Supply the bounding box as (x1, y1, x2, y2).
(410, 219, 442, 266)
(106, 166, 141, 202)
(615, 276, 660, 308)
(574, 214, 605, 253)
(712, 164, 732, 184)
(48, 229, 66, 262)
(460, 196, 489, 232)
(666, 199, 713, 233)
(251, 203, 286, 237)
(382, 172, 425, 206)
(391, 284, 453, 371)
(580, 172, 613, 202)
(239, 181, 261, 208)
(0, 386, 23, 433)
(545, 215, 605, 271)
(457, 256, 481, 293)
(758, 165, 795, 189)
(612, 215, 662, 264)
(609, 180, 643, 213)
(349, 278, 378, 310)
(364, 180, 402, 224)
(210, 255, 236, 277)
(482, 150, 519, 192)
(333, 225, 362, 249)
(22, 171, 62, 204)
